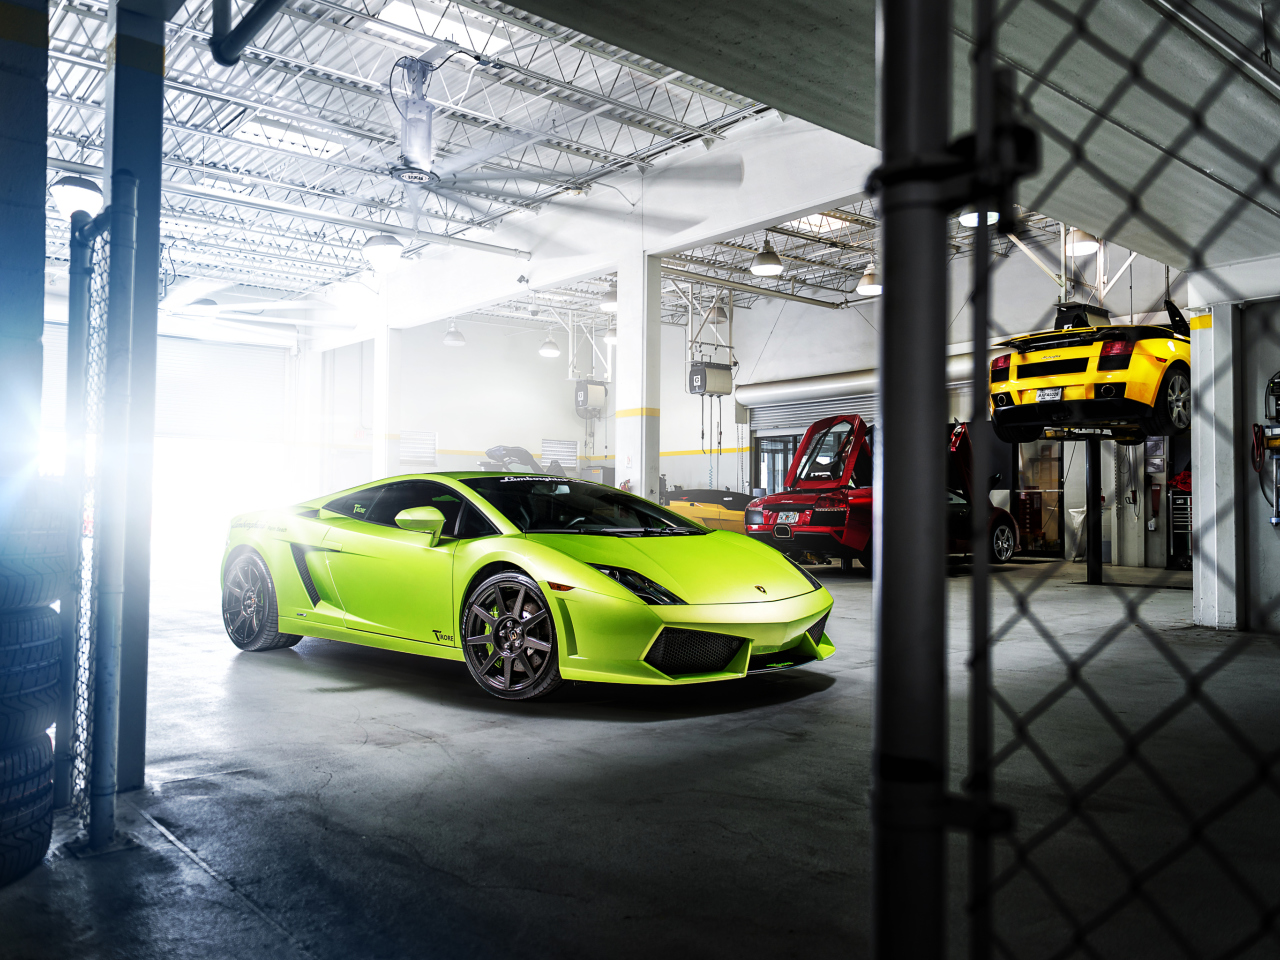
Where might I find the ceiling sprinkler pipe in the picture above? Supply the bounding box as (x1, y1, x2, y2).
(210, 0, 291, 67)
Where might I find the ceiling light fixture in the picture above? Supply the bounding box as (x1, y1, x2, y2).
(49, 176, 104, 219)
(711, 304, 729, 323)
(362, 234, 404, 272)
(856, 263, 882, 296)
(750, 240, 784, 277)
(1064, 227, 1099, 257)
(958, 208, 999, 228)
(538, 328, 561, 358)
(443, 321, 466, 347)
(600, 282, 619, 313)
(603, 324, 617, 345)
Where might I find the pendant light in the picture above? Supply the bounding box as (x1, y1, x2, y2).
(600, 282, 619, 313)
(49, 176, 104, 219)
(1064, 228, 1099, 257)
(443, 321, 466, 347)
(362, 234, 404, 272)
(750, 240, 784, 277)
(856, 263, 882, 296)
(603, 324, 617, 345)
(958, 208, 999, 228)
(538, 328, 561, 358)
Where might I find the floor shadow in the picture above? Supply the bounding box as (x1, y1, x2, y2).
(222, 635, 839, 723)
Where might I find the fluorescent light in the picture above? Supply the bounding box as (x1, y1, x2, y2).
(959, 209, 999, 228)
(362, 234, 404, 272)
(856, 263, 882, 296)
(49, 176, 104, 219)
(538, 330, 561, 358)
(443, 321, 466, 347)
(750, 241, 784, 277)
(232, 117, 347, 158)
(600, 282, 618, 313)
(1065, 227, 1099, 257)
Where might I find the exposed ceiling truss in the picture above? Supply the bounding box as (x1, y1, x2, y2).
(44, 0, 768, 295)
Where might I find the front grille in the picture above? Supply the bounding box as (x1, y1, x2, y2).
(747, 645, 818, 673)
(808, 613, 830, 642)
(644, 628, 744, 676)
(1015, 357, 1090, 378)
(808, 509, 847, 527)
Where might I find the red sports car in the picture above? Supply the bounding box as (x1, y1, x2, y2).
(745, 415, 1019, 571)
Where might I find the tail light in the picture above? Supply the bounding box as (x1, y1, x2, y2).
(990, 354, 1011, 383)
(1100, 340, 1134, 356)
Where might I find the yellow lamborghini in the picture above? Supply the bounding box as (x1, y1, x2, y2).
(663, 489, 752, 534)
(989, 301, 1191, 444)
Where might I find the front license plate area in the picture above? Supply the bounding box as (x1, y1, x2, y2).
(776, 511, 801, 524)
(1036, 387, 1063, 402)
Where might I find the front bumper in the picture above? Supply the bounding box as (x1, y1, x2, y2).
(551, 585, 834, 685)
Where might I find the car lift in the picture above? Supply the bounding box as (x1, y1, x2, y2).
(1044, 427, 1110, 584)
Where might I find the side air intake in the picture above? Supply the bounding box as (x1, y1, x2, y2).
(290, 543, 320, 605)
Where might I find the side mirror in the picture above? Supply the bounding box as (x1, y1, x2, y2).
(989, 473, 1003, 488)
(395, 506, 446, 546)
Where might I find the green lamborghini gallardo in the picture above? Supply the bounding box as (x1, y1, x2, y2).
(221, 474, 835, 700)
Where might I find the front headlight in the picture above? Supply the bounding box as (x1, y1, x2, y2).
(589, 565, 686, 605)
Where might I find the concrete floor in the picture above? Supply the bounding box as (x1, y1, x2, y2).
(1, 561, 1277, 959)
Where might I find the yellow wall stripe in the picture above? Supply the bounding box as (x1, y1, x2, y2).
(660, 447, 750, 457)
(615, 407, 660, 418)
(1190, 314, 1212, 330)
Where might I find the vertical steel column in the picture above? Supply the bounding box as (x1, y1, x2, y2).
(874, 0, 953, 955)
(89, 174, 138, 850)
(1085, 436, 1103, 584)
(55, 210, 93, 809)
(103, 0, 168, 791)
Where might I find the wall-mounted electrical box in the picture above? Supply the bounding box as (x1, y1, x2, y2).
(575, 380, 608, 419)
(688, 361, 732, 396)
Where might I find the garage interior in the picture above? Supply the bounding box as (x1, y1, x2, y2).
(1, 0, 1279, 957)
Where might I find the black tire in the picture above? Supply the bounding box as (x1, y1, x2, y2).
(0, 485, 68, 614)
(461, 572, 561, 701)
(0, 735, 54, 887)
(222, 551, 302, 652)
(856, 549, 873, 575)
(991, 522, 1017, 564)
(839, 556, 855, 575)
(992, 423, 1043, 444)
(1144, 364, 1191, 437)
(0, 607, 59, 747)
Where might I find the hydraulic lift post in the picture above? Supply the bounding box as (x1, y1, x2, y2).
(1085, 435, 1103, 584)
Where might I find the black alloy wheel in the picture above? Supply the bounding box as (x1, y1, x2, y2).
(991, 522, 1016, 564)
(1147, 365, 1192, 436)
(462, 572, 561, 700)
(222, 551, 302, 652)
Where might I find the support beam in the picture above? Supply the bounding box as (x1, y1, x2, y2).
(104, 0, 167, 794)
(659, 266, 843, 308)
(372, 326, 402, 480)
(1085, 436, 1103, 584)
(0, 0, 47, 477)
(614, 253, 662, 500)
(1191, 303, 1241, 628)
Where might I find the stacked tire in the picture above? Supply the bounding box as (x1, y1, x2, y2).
(0, 485, 66, 886)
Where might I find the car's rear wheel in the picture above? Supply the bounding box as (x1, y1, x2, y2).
(222, 551, 302, 652)
(991, 522, 1016, 564)
(993, 423, 1043, 444)
(462, 572, 561, 701)
(1145, 364, 1191, 436)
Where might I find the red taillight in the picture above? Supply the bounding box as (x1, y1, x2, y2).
(991, 354, 1011, 371)
(1100, 339, 1134, 356)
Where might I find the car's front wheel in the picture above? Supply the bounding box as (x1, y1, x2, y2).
(991, 522, 1016, 564)
(222, 551, 302, 652)
(462, 572, 561, 701)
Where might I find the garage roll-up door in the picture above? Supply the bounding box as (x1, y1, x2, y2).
(748, 394, 878, 431)
(156, 338, 290, 438)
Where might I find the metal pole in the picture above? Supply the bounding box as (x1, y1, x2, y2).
(55, 210, 93, 809)
(874, 0, 953, 954)
(968, 0, 996, 951)
(88, 172, 137, 850)
(1085, 436, 1103, 585)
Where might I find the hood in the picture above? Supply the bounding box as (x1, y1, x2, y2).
(526, 530, 818, 604)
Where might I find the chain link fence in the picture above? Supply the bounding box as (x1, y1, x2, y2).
(951, 1, 1280, 957)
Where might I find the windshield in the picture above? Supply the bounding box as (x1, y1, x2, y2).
(462, 476, 707, 535)
(795, 422, 857, 484)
